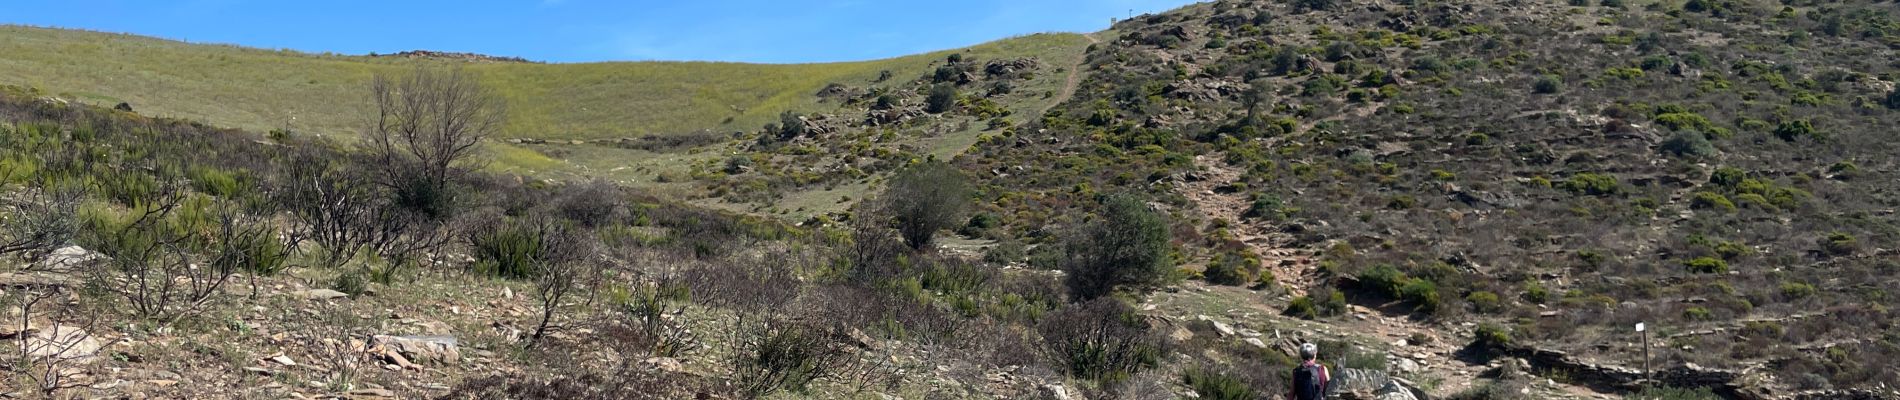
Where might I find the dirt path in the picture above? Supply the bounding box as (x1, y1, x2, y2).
(1178, 155, 1321, 295)
(1036, 32, 1100, 118)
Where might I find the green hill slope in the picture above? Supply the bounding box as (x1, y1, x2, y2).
(0, 25, 1089, 140)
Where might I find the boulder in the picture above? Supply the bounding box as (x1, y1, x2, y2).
(370, 335, 460, 365)
(26, 325, 102, 364)
(35, 246, 102, 271)
(1039, 383, 1075, 400)
(300, 289, 350, 300)
(1328, 368, 1423, 400)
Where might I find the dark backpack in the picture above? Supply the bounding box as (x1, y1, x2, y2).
(1292, 363, 1325, 400)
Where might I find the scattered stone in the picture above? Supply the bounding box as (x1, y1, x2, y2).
(640, 357, 683, 373)
(301, 289, 350, 300)
(271, 355, 297, 366)
(1039, 383, 1074, 400)
(1244, 338, 1268, 349)
(149, 379, 179, 387)
(501, 287, 514, 300)
(370, 335, 460, 365)
(244, 367, 275, 376)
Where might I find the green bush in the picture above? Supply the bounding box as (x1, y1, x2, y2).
(1632, 386, 1720, 400)
(1689, 191, 1736, 211)
(1202, 252, 1259, 286)
(1060, 194, 1173, 301)
(1286, 296, 1319, 319)
(1562, 173, 1620, 196)
(877, 160, 972, 250)
(1243, 194, 1283, 220)
(1533, 74, 1564, 94)
(1357, 264, 1409, 295)
(1819, 232, 1857, 256)
(1466, 291, 1501, 314)
(1523, 282, 1549, 304)
(1683, 257, 1729, 274)
(1773, 119, 1817, 141)
(1654, 112, 1714, 131)
(1473, 323, 1512, 347)
(1182, 367, 1257, 400)
(925, 84, 958, 114)
(1683, 307, 1713, 321)
(1399, 279, 1442, 313)
(1661, 131, 1716, 157)
(1884, 88, 1900, 109)
(332, 271, 368, 297)
(1709, 167, 1746, 187)
(1779, 281, 1817, 300)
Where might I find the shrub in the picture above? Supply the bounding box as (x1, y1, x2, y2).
(1683, 257, 1729, 274)
(1466, 291, 1501, 314)
(875, 160, 972, 250)
(1562, 173, 1620, 196)
(1243, 194, 1282, 220)
(1358, 264, 1408, 295)
(1779, 281, 1817, 300)
(332, 270, 368, 297)
(1203, 252, 1260, 286)
(729, 317, 857, 398)
(1060, 194, 1173, 301)
(1040, 298, 1164, 384)
(1773, 119, 1817, 141)
(1661, 131, 1716, 157)
(925, 84, 958, 114)
(1885, 88, 1900, 110)
(1819, 232, 1857, 256)
(1632, 386, 1720, 400)
(1684, 307, 1713, 321)
(1523, 282, 1549, 304)
(1286, 296, 1320, 319)
(0, 188, 79, 257)
(1709, 167, 1746, 187)
(1399, 279, 1443, 314)
(1689, 191, 1735, 211)
(1473, 323, 1512, 348)
(1182, 367, 1257, 400)
(1533, 75, 1563, 94)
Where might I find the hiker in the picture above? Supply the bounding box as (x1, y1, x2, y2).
(1290, 342, 1331, 400)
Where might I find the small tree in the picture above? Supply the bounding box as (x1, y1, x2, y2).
(876, 161, 972, 250)
(1241, 78, 1272, 123)
(364, 66, 505, 219)
(1060, 194, 1172, 301)
(925, 84, 958, 114)
(0, 187, 79, 257)
(465, 215, 595, 346)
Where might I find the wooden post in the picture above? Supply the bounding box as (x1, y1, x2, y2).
(1638, 322, 1651, 386)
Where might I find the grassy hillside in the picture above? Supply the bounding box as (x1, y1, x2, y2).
(0, 25, 1089, 140)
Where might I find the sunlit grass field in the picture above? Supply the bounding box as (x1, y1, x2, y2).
(0, 25, 1087, 141)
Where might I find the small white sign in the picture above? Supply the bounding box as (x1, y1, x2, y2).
(1636, 322, 1646, 332)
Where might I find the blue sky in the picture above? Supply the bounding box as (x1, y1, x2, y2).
(0, 0, 1199, 64)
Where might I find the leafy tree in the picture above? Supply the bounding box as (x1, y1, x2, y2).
(876, 160, 972, 250)
(925, 84, 958, 114)
(1060, 195, 1173, 301)
(1242, 78, 1273, 122)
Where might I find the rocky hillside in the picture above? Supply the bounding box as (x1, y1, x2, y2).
(960, 0, 1899, 397)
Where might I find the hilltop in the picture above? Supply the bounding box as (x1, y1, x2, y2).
(0, 25, 1089, 141)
